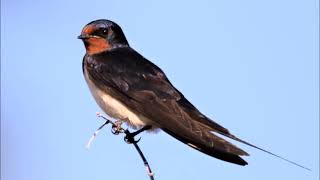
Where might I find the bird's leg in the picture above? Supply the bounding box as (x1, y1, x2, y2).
(124, 125, 152, 144)
(130, 125, 152, 137)
(111, 120, 124, 135)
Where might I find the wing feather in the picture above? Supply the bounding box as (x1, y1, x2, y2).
(85, 47, 249, 165)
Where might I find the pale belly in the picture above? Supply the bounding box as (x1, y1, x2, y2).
(84, 70, 157, 129)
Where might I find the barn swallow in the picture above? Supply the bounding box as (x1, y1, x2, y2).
(78, 19, 309, 168)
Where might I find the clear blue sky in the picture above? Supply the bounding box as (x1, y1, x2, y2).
(1, 0, 319, 180)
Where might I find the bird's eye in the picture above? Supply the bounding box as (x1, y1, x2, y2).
(101, 29, 108, 35)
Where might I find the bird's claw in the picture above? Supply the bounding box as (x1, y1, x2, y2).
(111, 120, 123, 135)
(111, 125, 121, 135)
(124, 134, 141, 144)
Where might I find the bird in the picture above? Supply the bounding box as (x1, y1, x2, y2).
(78, 19, 309, 168)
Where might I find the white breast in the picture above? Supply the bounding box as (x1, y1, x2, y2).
(84, 70, 155, 129)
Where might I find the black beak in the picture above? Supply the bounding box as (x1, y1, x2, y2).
(78, 34, 101, 39)
(78, 34, 90, 39)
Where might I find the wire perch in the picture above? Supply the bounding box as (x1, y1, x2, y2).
(86, 112, 155, 180)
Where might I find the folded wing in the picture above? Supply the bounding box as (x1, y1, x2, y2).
(86, 47, 249, 165)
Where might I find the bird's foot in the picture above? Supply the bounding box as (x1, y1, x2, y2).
(124, 131, 140, 144)
(111, 120, 124, 135)
(124, 125, 152, 144)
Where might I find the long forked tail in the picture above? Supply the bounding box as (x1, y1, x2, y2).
(216, 131, 311, 171)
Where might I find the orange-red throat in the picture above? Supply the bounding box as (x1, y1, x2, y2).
(82, 37, 111, 55)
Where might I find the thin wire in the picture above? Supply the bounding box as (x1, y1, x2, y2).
(86, 120, 109, 149)
(125, 129, 155, 179)
(87, 112, 155, 180)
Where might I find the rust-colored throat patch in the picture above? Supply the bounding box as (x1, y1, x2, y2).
(83, 37, 111, 55)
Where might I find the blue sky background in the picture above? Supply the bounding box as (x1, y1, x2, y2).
(1, 0, 319, 180)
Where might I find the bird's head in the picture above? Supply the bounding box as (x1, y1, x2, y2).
(78, 19, 128, 55)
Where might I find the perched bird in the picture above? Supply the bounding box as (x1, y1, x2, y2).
(78, 19, 308, 168)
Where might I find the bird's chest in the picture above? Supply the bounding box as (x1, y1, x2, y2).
(83, 67, 150, 129)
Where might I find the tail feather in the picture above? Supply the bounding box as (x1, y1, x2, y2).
(199, 114, 311, 170)
(162, 128, 248, 166)
(214, 130, 311, 171)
